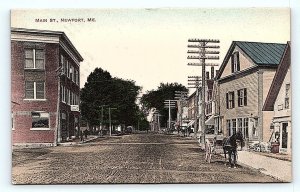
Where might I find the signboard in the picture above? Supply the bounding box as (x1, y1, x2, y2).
(70, 105, 80, 111)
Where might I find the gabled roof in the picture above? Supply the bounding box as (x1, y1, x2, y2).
(216, 41, 287, 79)
(236, 42, 286, 65)
(263, 42, 291, 111)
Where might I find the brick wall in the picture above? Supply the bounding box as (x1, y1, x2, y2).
(11, 41, 59, 144)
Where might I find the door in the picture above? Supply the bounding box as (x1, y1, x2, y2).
(281, 122, 288, 149)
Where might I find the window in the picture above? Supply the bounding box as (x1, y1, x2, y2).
(65, 88, 69, 105)
(69, 90, 71, 105)
(251, 118, 258, 137)
(237, 118, 243, 133)
(282, 123, 288, 148)
(243, 118, 249, 138)
(285, 83, 290, 109)
(63, 59, 67, 75)
(61, 85, 66, 103)
(226, 91, 235, 109)
(231, 52, 240, 73)
(60, 55, 65, 73)
(237, 88, 247, 107)
(25, 49, 45, 69)
(75, 69, 79, 85)
(232, 119, 237, 135)
(70, 66, 74, 81)
(67, 61, 70, 78)
(31, 112, 49, 129)
(25, 81, 45, 100)
(226, 120, 231, 136)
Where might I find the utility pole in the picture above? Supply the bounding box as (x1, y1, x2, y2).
(164, 100, 176, 132)
(108, 107, 117, 137)
(187, 38, 220, 147)
(98, 105, 107, 136)
(154, 110, 162, 132)
(174, 91, 188, 132)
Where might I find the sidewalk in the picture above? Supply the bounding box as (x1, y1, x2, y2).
(58, 135, 104, 146)
(237, 151, 292, 182)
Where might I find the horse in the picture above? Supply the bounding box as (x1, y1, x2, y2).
(222, 131, 244, 168)
(205, 137, 216, 163)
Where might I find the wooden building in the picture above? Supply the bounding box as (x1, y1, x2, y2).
(215, 41, 287, 143)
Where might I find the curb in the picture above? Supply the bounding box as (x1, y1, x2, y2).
(58, 136, 102, 146)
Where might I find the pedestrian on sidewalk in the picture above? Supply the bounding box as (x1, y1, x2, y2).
(84, 129, 88, 139)
(80, 130, 84, 142)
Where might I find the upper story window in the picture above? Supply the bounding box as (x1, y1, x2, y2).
(70, 66, 74, 82)
(231, 51, 240, 73)
(66, 60, 70, 78)
(25, 81, 45, 100)
(237, 88, 247, 107)
(226, 91, 235, 109)
(285, 83, 290, 109)
(25, 49, 45, 69)
(74, 69, 78, 84)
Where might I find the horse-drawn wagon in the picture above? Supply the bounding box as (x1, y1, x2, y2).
(204, 132, 244, 168)
(204, 134, 224, 163)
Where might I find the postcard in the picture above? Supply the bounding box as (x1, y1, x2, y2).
(11, 8, 291, 184)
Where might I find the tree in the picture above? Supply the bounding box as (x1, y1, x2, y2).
(140, 83, 188, 128)
(80, 67, 141, 128)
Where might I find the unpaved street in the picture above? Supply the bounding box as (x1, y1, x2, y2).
(12, 133, 279, 184)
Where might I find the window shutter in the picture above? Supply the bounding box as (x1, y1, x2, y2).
(237, 90, 240, 107)
(237, 52, 240, 71)
(231, 55, 234, 73)
(244, 88, 247, 106)
(232, 92, 235, 108)
(226, 92, 229, 109)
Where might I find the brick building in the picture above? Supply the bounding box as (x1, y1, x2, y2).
(11, 28, 83, 146)
(215, 41, 287, 143)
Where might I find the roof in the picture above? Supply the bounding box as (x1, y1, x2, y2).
(216, 41, 287, 79)
(235, 41, 286, 65)
(263, 42, 291, 111)
(11, 27, 83, 62)
(188, 90, 196, 100)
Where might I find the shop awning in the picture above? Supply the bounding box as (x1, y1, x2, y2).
(187, 120, 195, 127)
(205, 115, 214, 125)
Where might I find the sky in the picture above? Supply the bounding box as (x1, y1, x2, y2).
(3, 1, 299, 192)
(11, 8, 290, 94)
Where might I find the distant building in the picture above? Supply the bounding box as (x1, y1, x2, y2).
(263, 42, 291, 154)
(187, 91, 197, 132)
(11, 28, 83, 146)
(215, 41, 287, 143)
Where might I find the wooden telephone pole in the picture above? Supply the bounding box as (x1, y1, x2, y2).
(164, 100, 176, 132)
(175, 91, 188, 131)
(187, 39, 220, 146)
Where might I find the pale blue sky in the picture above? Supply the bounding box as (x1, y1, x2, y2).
(11, 8, 290, 93)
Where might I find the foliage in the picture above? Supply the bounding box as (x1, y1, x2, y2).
(140, 82, 188, 127)
(80, 67, 144, 127)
